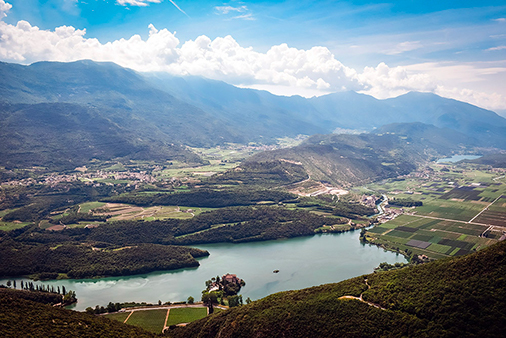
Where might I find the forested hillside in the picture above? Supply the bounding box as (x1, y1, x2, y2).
(0, 288, 156, 337)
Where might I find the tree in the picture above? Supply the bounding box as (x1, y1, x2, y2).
(6, 280, 11, 288)
(158, 300, 162, 306)
(63, 290, 77, 305)
(228, 295, 243, 308)
(245, 297, 252, 304)
(187, 296, 194, 304)
(107, 302, 116, 313)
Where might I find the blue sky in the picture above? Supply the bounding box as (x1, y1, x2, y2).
(1, 0, 505, 111)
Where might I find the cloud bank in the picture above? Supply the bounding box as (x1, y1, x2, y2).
(0, 0, 504, 111)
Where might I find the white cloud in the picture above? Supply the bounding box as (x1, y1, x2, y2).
(402, 62, 506, 111)
(382, 41, 422, 55)
(0, 10, 363, 93)
(486, 45, 506, 52)
(493, 18, 506, 22)
(357, 62, 435, 98)
(0, 1, 504, 111)
(117, 0, 161, 7)
(0, 0, 12, 18)
(215, 5, 253, 20)
(215, 5, 247, 15)
(232, 13, 255, 21)
(435, 86, 505, 112)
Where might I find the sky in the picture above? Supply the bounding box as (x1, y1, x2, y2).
(1, 0, 505, 112)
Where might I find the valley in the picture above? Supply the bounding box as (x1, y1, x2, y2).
(0, 59, 505, 337)
(361, 160, 506, 260)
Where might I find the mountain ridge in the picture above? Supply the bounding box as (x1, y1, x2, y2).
(0, 60, 505, 170)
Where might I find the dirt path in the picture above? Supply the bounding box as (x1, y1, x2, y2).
(338, 279, 386, 311)
(162, 308, 170, 331)
(123, 310, 134, 323)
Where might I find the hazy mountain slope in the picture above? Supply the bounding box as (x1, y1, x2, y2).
(146, 71, 506, 148)
(1, 60, 504, 171)
(144, 73, 326, 140)
(0, 60, 242, 148)
(0, 102, 201, 169)
(383, 92, 506, 148)
(171, 239, 506, 338)
(247, 123, 469, 186)
(467, 152, 506, 168)
(374, 122, 477, 153)
(308, 91, 405, 130)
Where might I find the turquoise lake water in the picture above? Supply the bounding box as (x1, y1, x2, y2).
(0, 230, 406, 311)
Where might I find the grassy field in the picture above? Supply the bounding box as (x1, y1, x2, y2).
(104, 307, 210, 333)
(0, 221, 31, 231)
(104, 311, 130, 323)
(166, 307, 208, 326)
(125, 309, 167, 334)
(47, 203, 213, 228)
(79, 201, 106, 213)
(0, 208, 32, 230)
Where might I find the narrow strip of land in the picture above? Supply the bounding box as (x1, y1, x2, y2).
(469, 195, 503, 223)
(123, 310, 133, 323)
(413, 214, 490, 227)
(163, 308, 170, 331)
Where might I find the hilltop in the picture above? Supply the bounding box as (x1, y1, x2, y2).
(0, 288, 156, 337)
(247, 123, 476, 186)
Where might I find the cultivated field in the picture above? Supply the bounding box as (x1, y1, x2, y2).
(50, 202, 214, 228)
(166, 307, 208, 326)
(105, 306, 211, 333)
(123, 309, 167, 333)
(363, 163, 506, 259)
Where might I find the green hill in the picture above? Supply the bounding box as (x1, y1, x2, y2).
(169, 239, 506, 338)
(0, 288, 156, 337)
(248, 123, 472, 186)
(0, 60, 240, 169)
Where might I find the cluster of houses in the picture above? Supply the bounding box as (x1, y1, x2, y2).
(208, 274, 244, 293)
(1, 169, 156, 187)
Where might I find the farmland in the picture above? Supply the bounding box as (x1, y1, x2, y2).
(45, 202, 213, 229)
(124, 309, 167, 334)
(362, 162, 506, 260)
(166, 307, 208, 326)
(104, 306, 211, 333)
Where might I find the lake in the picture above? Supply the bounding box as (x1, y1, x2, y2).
(437, 154, 482, 163)
(0, 230, 406, 311)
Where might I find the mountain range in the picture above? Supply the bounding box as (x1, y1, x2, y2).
(1, 60, 505, 169)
